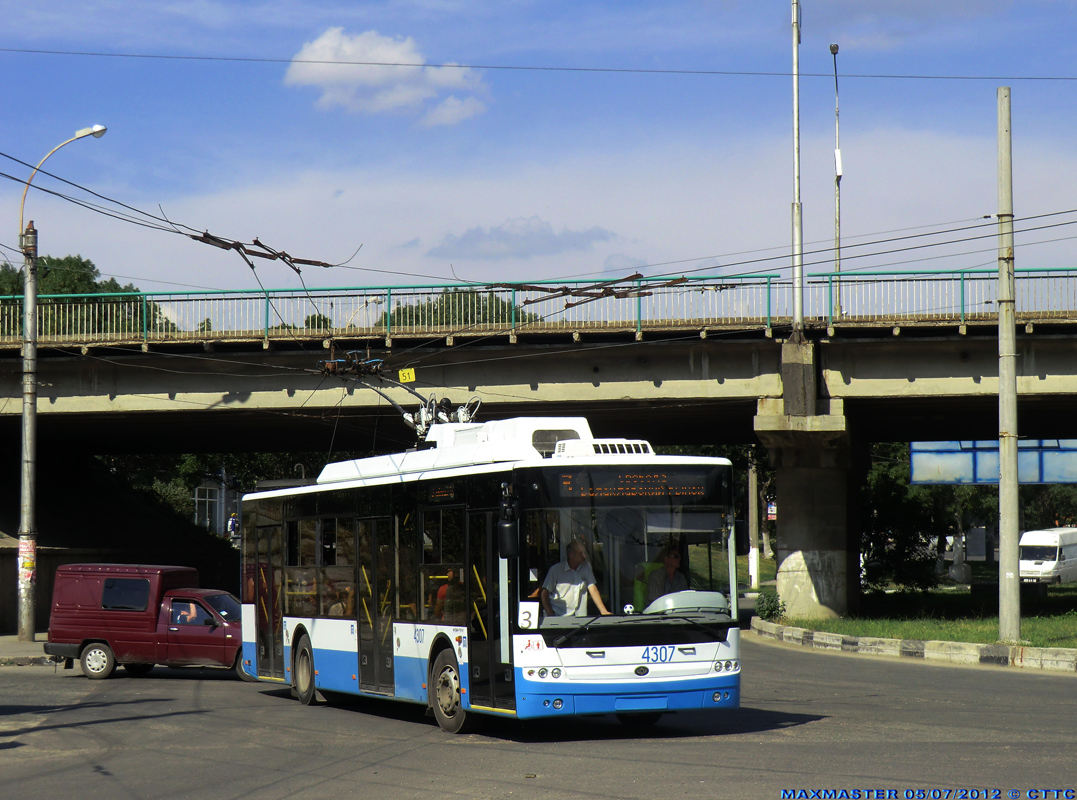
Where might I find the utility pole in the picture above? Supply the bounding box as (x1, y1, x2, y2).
(17, 221, 39, 641)
(790, 0, 804, 339)
(831, 43, 843, 318)
(997, 87, 1020, 643)
(748, 459, 760, 590)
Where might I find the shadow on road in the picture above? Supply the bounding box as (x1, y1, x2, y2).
(271, 688, 824, 742)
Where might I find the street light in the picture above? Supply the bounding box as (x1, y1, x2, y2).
(830, 43, 842, 319)
(16, 124, 107, 642)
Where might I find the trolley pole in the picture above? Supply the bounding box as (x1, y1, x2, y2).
(997, 87, 1020, 643)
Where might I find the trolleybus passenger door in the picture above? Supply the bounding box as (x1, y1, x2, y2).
(254, 525, 285, 679)
(468, 511, 516, 710)
(357, 518, 395, 694)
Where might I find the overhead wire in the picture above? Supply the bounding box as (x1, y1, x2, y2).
(2, 46, 1076, 82)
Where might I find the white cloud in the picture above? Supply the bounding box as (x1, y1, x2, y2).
(420, 95, 486, 127)
(284, 27, 485, 122)
(812, 0, 1014, 49)
(11, 123, 1076, 297)
(427, 217, 615, 261)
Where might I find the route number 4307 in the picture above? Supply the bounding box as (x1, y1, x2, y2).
(641, 645, 674, 663)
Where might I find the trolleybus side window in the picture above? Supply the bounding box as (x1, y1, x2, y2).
(421, 508, 466, 623)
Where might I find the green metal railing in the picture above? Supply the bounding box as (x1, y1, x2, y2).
(0, 273, 778, 346)
(2, 268, 1076, 347)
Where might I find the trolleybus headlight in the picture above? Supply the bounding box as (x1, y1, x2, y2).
(724, 660, 734, 672)
(551, 668, 561, 679)
(713, 691, 722, 702)
(538, 668, 548, 679)
(553, 699, 563, 709)
(713, 661, 723, 672)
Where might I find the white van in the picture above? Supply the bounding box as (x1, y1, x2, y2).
(1018, 528, 1077, 585)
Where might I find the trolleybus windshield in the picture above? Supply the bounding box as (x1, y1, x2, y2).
(519, 464, 736, 629)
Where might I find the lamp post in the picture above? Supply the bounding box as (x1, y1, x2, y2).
(16, 124, 107, 642)
(830, 43, 842, 319)
(791, 0, 804, 338)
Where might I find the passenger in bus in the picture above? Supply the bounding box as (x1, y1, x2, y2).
(328, 586, 354, 617)
(646, 546, 688, 605)
(433, 569, 465, 623)
(540, 540, 612, 617)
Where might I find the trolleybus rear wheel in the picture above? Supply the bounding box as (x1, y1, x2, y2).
(293, 635, 319, 705)
(429, 649, 472, 733)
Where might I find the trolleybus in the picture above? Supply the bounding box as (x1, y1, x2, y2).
(239, 416, 744, 732)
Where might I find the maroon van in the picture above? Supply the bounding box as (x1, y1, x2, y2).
(44, 564, 247, 680)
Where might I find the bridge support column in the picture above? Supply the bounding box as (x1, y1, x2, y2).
(755, 398, 850, 619)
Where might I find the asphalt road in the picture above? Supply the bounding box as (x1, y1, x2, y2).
(2, 637, 1075, 800)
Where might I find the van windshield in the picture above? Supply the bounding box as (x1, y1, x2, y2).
(204, 593, 241, 620)
(1020, 545, 1058, 562)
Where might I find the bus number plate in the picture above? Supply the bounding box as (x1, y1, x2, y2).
(641, 645, 675, 663)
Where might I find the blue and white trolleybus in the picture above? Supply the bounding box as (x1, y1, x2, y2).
(238, 416, 743, 732)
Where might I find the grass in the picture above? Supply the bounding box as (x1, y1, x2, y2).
(746, 553, 1077, 648)
(736, 553, 777, 585)
(783, 561, 1077, 649)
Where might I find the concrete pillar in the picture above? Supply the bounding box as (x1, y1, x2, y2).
(755, 398, 850, 618)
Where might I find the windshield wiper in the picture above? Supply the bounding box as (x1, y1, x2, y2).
(660, 614, 730, 641)
(551, 616, 604, 647)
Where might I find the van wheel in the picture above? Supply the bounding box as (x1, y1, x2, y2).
(123, 663, 154, 677)
(293, 635, 319, 705)
(429, 649, 472, 733)
(233, 651, 256, 682)
(81, 643, 116, 680)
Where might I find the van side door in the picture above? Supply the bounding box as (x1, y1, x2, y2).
(165, 599, 228, 666)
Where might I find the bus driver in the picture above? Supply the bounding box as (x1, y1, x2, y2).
(540, 540, 612, 617)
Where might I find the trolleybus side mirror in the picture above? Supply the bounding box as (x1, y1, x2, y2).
(498, 497, 521, 559)
(734, 520, 750, 557)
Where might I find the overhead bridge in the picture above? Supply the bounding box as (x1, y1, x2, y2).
(5, 268, 1077, 620)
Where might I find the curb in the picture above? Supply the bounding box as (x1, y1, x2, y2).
(749, 617, 1077, 674)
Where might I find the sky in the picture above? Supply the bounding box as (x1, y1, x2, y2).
(1, 0, 1077, 295)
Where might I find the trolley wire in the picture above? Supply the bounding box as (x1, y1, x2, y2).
(3, 46, 1077, 82)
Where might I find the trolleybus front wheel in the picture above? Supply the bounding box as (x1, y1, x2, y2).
(429, 649, 472, 733)
(293, 635, 320, 705)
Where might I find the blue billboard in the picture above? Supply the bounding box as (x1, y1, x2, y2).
(909, 440, 1077, 485)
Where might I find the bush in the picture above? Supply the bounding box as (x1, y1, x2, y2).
(755, 589, 786, 622)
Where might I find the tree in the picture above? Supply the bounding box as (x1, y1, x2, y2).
(100, 451, 358, 521)
(383, 289, 538, 329)
(0, 254, 176, 337)
(304, 313, 333, 330)
(860, 443, 951, 591)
